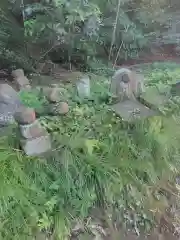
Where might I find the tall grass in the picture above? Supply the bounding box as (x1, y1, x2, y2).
(1, 66, 180, 239)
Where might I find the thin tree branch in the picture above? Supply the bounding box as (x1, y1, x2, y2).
(108, 0, 121, 61)
(113, 40, 123, 68)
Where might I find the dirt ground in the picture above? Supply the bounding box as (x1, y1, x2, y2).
(70, 230, 179, 240)
(119, 232, 178, 240)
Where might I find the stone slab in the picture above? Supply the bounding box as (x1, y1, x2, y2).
(19, 120, 47, 139)
(14, 76, 30, 88)
(111, 100, 158, 122)
(20, 134, 51, 156)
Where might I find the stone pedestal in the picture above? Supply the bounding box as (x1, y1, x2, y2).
(111, 100, 158, 122)
(20, 134, 51, 156)
(109, 68, 160, 121)
(10, 69, 52, 156)
(15, 107, 51, 156)
(19, 120, 47, 139)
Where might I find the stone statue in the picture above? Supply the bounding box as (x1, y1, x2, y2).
(110, 68, 145, 102)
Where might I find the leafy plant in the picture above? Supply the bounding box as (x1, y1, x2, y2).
(20, 0, 170, 68)
(0, 1, 34, 70)
(0, 0, 172, 69)
(38, 71, 180, 237)
(19, 89, 46, 109)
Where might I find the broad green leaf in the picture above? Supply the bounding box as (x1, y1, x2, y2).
(85, 139, 99, 155)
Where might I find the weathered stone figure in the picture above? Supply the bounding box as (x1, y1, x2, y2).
(110, 68, 145, 102)
(109, 68, 159, 121)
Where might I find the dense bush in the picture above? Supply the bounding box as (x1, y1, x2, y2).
(0, 0, 170, 69)
(0, 1, 35, 71)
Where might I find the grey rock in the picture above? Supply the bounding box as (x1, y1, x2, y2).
(11, 69, 24, 78)
(47, 88, 63, 102)
(14, 76, 30, 89)
(76, 75, 90, 98)
(14, 107, 36, 124)
(0, 106, 24, 126)
(12, 69, 30, 89)
(49, 102, 69, 115)
(19, 120, 47, 139)
(0, 112, 15, 125)
(0, 84, 21, 105)
(40, 86, 66, 102)
(20, 134, 51, 156)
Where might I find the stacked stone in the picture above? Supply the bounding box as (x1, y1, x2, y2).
(41, 84, 69, 115)
(14, 107, 51, 156)
(12, 69, 51, 156)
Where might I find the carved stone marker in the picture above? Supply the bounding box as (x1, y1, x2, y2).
(110, 68, 158, 121)
(110, 68, 145, 102)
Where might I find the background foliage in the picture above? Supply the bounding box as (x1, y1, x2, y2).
(0, 0, 180, 239)
(0, 1, 35, 71)
(0, 0, 171, 69)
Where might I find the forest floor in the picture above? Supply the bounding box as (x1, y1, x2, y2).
(70, 59, 180, 240)
(32, 60, 180, 240)
(4, 47, 180, 240)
